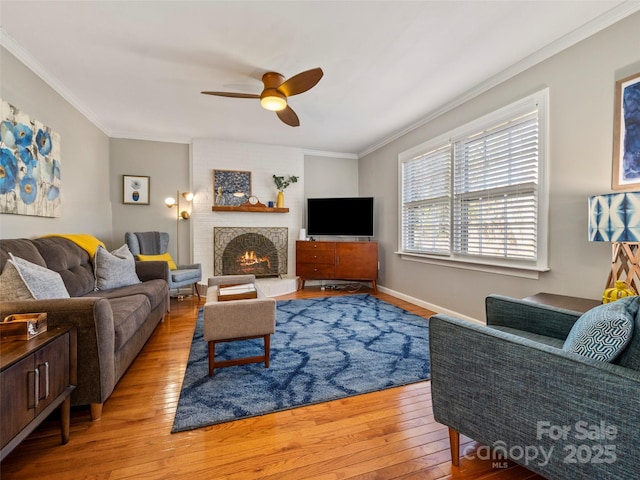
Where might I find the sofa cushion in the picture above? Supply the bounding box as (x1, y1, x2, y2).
(0, 239, 47, 270)
(171, 268, 199, 283)
(94, 244, 141, 290)
(0, 254, 70, 300)
(137, 252, 177, 270)
(32, 237, 96, 297)
(563, 296, 637, 362)
(85, 279, 168, 312)
(109, 295, 152, 351)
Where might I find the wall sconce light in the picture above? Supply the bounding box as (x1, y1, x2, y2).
(165, 190, 194, 264)
(588, 191, 640, 298)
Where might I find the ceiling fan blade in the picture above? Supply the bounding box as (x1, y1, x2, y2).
(277, 106, 300, 127)
(279, 68, 323, 97)
(201, 91, 260, 99)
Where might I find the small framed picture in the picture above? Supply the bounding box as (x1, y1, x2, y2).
(123, 175, 150, 204)
(213, 170, 252, 206)
(612, 72, 640, 191)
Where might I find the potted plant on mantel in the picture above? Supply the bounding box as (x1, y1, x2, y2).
(273, 175, 298, 208)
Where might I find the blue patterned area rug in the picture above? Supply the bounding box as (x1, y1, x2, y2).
(171, 294, 430, 433)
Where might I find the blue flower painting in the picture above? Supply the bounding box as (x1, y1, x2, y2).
(0, 99, 61, 217)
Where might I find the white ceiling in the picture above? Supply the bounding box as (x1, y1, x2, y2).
(1, 1, 638, 156)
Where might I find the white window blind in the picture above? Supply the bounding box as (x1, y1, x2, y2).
(398, 89, 548, 274)
(453, 110, 539, 260)
(401, 144, 451, 254)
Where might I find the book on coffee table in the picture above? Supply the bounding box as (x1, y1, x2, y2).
(217, 284, 257, 301)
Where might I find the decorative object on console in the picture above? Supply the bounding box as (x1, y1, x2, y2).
(588, 191, 640, 295)
(273, 174, 298, 208)
(612, 72, 640, 191)
(213, 169, 251, 206)
(0, 312, 47, 340)
(1, 98, 61, 217)
(603, 280, 637, 303)
(123, 175, 149, 204)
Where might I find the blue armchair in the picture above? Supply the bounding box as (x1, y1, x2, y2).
(125, 231, 201, 299)
(429, 295, 640, 479)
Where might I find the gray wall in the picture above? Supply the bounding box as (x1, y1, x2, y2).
(0, 47, 112, 243)
(303, 154, 359, 231)
(110, 138, 190, 260)
(359, 12, 640, 320)
(304, 154, 359, 199)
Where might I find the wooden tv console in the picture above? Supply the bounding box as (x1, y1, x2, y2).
(296, 241, 378, 293)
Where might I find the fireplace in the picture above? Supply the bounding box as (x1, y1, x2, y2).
(213, 227, 288, 277)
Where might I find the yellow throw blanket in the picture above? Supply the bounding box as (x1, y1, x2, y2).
(43, 234, 106, 258)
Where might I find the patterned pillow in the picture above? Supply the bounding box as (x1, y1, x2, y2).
(0, 253, 70, 300)
(563, 296, 637, 362)
(94, 244, 141, 290)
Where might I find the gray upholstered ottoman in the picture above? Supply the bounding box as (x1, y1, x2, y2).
(203, 275, 276, 376)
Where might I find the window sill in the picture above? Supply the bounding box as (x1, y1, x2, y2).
(396, 251, 549, 279)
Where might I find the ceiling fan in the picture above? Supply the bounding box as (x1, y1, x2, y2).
(201, 67, 323, 127)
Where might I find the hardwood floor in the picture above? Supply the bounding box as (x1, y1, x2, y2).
(0, 287, 543, 479)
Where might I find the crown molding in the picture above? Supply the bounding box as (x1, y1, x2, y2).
(302, 149, 358, 160)
(0, 27, 113, 137)
(358, 1, 640, 158)
(110, 130, 192, 145)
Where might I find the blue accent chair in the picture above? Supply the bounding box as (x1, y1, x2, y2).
(125, 231, 201, 299)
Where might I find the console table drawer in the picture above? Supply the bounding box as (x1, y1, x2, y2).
(297, 249, 335, 264)
(297, 264, 335, 278)
(299, 242, 335, 252)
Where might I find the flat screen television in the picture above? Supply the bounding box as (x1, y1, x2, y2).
(306, 197, 374, 237)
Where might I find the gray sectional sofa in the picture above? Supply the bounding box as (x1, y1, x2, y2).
(0, 236, 169, 420)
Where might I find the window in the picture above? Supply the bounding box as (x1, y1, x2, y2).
(399, 90, 549, 276)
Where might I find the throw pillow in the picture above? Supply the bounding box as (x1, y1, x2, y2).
(0, 253, 70, 300)
(563, 296, 637, 362)
(0, 261, 36, 301)
(94, 244, 141, 290)
(137, 252, 177, 270)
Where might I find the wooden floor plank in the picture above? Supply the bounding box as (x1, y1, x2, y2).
(0, 286, 543, 479)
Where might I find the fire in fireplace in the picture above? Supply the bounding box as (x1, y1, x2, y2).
(214, 227, 288, 277)
(237, 249, 271, 273)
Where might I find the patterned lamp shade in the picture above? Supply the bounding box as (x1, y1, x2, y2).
(588, 192, 640, 242)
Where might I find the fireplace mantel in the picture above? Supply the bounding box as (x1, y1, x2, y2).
(212, 205, 289, 213)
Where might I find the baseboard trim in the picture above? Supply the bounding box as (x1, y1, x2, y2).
(377, 285, 484, 325)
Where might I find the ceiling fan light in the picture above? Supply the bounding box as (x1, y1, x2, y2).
(260, 91, 287, 111)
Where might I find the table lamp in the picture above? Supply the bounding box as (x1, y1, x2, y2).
(588, 192, 640, 296)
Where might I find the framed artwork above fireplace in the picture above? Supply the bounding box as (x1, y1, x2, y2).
(213, 169, 251, 206)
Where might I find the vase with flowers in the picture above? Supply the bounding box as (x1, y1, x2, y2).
(273, 175, 298, 208)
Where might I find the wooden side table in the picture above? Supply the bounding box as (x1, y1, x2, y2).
(0, 326, 77, 461)
(523, 292, 601, 314)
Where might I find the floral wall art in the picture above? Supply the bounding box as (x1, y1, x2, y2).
(0, 99, 61, 217)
